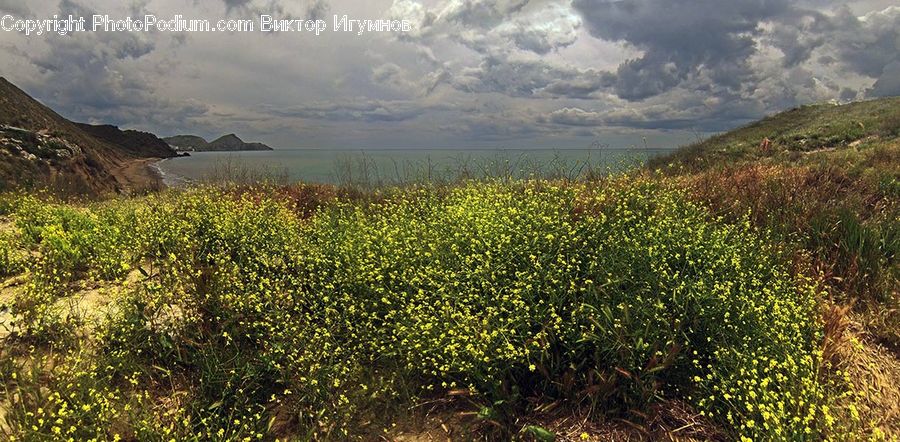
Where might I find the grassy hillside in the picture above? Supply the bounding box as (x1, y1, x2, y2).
(0, 98, 897, 441)
(650, 97, 900, 175)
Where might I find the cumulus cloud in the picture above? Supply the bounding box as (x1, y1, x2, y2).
(869, 61, 900, 97)
(759, 5, 900, 99)
(14, 0, 209, 130)
(391, 0, 580, 55)
(0, 0, 897, 148)
(496, 3, 582, 54)
(825, 6, 899, 77)
(452, 55, 609, 99)
(572, 0, 794, 100)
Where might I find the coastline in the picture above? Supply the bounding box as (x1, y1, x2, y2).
(150, 157, 193, 188)
(148, 158, 169, 189)
(113, 157, 168, 193)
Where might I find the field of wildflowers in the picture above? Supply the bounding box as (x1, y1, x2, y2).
(0, 177, 865, 440)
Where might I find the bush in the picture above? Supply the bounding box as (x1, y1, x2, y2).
(2, 182, 841, 440)
(0, 230, 27, 277)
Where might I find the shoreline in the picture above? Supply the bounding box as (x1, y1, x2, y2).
(150, 157, 194, 188)
(113, 157, 169, 193)
(147, 158, 170, 190)
(148, 158, 169, 189)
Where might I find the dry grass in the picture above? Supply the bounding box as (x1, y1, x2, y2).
(515, 400, 723, 442)
(384, 398, 724, 442)
(821, 302, 855, 372)
(678, 162, 898, 337)
(834, 315, 900, 436)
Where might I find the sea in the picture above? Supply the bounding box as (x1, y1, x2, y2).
(153, 148, 675, 186)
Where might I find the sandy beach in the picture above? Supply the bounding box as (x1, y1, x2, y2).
(113, 157, 167, 193)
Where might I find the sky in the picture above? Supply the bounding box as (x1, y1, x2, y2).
(0, 0, 898, 149)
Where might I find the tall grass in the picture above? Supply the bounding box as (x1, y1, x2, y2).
(194, 149, 666, 190)
(201, 155, 291, 185)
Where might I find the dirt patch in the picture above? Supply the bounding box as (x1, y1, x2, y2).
(0, 217, 13, 234)
(63, 282, 117, 326)
(0, 268, 146, 341)
(0, 275, 26, 340)
(383, 398, 721, 442)
(388, 410, 472, 442)
(63, 268, 148, 327)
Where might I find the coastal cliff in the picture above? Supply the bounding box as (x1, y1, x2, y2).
(0, 77, 177, 194)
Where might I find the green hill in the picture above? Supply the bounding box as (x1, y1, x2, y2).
(650, 97, 900, 173)
(651, 96, 899, 371)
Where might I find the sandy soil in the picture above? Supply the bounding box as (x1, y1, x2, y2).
(112, 157, 166, 193)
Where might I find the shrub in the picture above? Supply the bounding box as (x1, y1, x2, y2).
(2, 182, 842, 440)
(0, 230, 27, 277)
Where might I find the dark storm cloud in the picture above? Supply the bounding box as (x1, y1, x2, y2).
(869, 61, 900, 97)
(825, 6, 900, 97)
(1, 0, 897, 148)
(568, 0, 899, 103)
(18, 0, 209, 129)
(763, 5, 899, 97)
(572, 0, 793, 100)
(453, 55, 609, 99)
(824, 6, 899, 77)
(765, 10, 829, 67)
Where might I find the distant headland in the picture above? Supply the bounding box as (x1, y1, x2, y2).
(163, 134, 273, 152)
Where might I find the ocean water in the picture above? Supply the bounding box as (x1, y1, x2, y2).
(154, 148, 675, 186)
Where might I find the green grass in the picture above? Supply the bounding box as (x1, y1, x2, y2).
(0, 231, 26, 277)
(0, 181, 846, 440)
(649, 97, 900, 172)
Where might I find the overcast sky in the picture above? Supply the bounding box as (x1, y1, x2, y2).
(1, 0, 898, 149)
